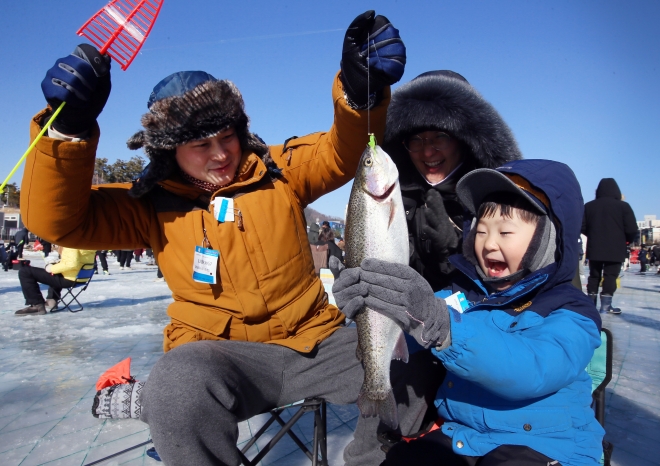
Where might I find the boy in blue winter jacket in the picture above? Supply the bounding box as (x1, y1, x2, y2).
(334, 159, 604, 465)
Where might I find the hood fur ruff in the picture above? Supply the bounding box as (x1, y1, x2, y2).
(127, 79, 272, 197)
(383, 71, 522, 185)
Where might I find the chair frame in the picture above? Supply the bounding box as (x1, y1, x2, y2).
(52, 263, 96, 313)
(238, 397, 328, 466)
(83, 397, 328, 466)
(586, 327, 613, 466)
(592, 327, 613, 426)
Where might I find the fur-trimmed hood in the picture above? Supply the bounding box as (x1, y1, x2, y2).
(383, 70, 522, 189)
(126, 72, 273, 197)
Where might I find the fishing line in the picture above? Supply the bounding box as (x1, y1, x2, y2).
(366, 33, 378, 150)
(367, 34, 370, 138)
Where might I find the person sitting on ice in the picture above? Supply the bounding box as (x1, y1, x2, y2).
(20, 11, 446, 466)
(15, 247, 96, 316)
(334, 159, 605, 466)
(3, 239, 19, 272)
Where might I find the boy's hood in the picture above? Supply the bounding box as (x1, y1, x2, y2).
(482, 159, 584, 291)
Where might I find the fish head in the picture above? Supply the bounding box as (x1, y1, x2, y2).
(355, 145, 400, 203)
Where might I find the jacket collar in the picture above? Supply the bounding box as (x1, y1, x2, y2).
(400, 161, 472, 197)
(449, 254, 554, 304)
(157, 151, 268, 201)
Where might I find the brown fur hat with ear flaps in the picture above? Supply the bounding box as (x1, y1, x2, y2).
(127, 73, 273, 197)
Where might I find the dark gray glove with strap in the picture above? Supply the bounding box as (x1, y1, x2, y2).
(333, 258, 450, 349)
(340, 10, 406, 109)
(41, 44, 111, 135)
(423, 189, 460, 258)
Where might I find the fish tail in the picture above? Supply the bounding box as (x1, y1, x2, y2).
(357, 389, 399, 430)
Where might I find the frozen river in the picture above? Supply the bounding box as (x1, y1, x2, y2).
(1, 252, 659, 465)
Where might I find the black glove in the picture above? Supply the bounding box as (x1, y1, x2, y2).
(423, 189, 460, 258)
(41, 44, 111, 135)
(333, 258, 450, 349)
(340, 10, 406, 109)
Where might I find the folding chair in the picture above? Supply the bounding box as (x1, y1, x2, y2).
(238, 397, 327, 466)
(84, 397, 328, 466)
(377, 327, 616, 464)
(52, 263, 96, 313)
(586, 327, 614, 466)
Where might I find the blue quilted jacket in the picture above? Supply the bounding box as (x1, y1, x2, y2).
(427, 160, 605, 465)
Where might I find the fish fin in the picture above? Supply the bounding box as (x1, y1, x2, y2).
(392, 331, 409, 363)
(358, 389, 399, 430)
(388, 200, 396, 229)
(356, 342, 363, 362)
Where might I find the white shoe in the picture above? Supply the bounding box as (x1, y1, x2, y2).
(45, 299, 57, 312)
(153, 277, 165, 282)
(103, 270, 110, 275)
(120, 266, 124, 270)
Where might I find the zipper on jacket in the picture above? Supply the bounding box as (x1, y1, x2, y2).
(236, 209, 244, 230)
(468, 274, 549, 312)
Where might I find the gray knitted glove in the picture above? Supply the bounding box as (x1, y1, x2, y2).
(329, 255, 346, 279)
(92, 381, 145, 419)
(333, 267, 366, 319)
(333, 258, 450, 349)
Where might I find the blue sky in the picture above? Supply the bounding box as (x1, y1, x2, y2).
(1, 0, 658, 219)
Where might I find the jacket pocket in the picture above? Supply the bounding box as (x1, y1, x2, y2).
(402, 196, 417, 222)
(483, 406, 572, 435)
(168, 302, 233, 337)
(239, 185, 304, 274)
(491, 311, 544, 332)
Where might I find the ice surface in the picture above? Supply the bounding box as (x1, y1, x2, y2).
(2, 252, 657, 465)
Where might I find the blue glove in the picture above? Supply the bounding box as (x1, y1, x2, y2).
(41, 44, 111, 135)
(333, 258, 450, 349)
(341, 11, 406, 109)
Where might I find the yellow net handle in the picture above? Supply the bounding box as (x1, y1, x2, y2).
(0, 101, 66, 194)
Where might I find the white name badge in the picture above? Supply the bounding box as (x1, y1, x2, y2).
(192, 246, 219, 284)
(444, 291, 469, 313)
(213, 197, 234, 223)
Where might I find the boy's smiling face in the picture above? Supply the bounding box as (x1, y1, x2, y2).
(474, 208, 537, 290)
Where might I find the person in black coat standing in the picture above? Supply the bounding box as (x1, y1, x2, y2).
(582, 178, 637, 314)
(382, 71, 522, 291)
(654, 245, 660, 274)
(638, 246, 650, 273)
(14, 227, 29, 259)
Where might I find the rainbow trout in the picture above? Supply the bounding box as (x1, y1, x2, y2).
(344, 143, 409, 429)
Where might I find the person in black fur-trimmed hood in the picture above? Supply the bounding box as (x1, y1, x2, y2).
(382, 70, 522, 291)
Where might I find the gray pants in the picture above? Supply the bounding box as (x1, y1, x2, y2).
(140, 327, 445, 466)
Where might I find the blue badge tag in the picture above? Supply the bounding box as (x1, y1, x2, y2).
(192, 246, 219, 284)
(212, 197, 234, 223)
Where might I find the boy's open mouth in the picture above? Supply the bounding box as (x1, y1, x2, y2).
(485, 259, 508, 277)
